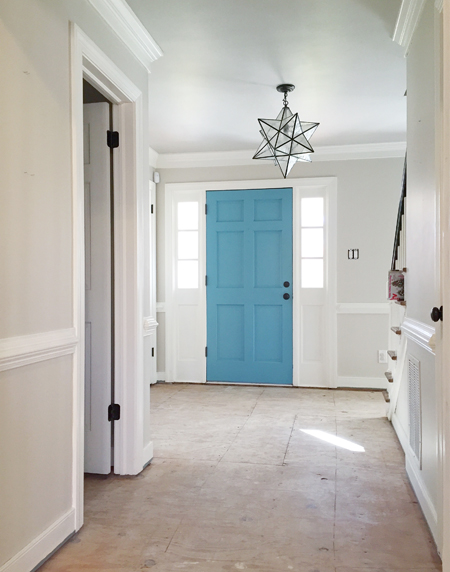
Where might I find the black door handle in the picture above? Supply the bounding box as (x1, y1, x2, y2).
(283, 281, 290, 288)
(431, 306, 443, 322)
(283, 293, 290, 300)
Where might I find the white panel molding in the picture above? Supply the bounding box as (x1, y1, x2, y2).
(337, 376, 387, 389)
(143, 316, 158, 336)
(392, 412, 438, 542)
(393, 0, 427, 54)
(0, 329, 77, 372)
(336, 303, 390, 314)
(402, 318, 436, 354)
(156, 143, 406, 170)
(0, 509, 75, 572)
(87, 0, 163, 71)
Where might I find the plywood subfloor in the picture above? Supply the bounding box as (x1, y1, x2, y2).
(39, 384, 441, 572)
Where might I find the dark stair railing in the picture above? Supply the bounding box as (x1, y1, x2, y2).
(391, 157, 407, 272)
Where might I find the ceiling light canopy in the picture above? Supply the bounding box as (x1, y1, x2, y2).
(253, 84, 319, 178)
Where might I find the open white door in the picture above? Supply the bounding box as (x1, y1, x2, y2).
(83, 102, 112, 474)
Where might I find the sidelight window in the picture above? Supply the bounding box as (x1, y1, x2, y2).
(301, 198, 324, 288)
(177, 202, 199, 288)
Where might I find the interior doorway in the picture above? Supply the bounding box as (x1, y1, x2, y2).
(82, 81, 115, 475)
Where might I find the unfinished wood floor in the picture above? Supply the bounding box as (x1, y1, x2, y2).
(40, 384, 441, 572)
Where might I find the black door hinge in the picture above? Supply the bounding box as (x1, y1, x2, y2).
(205, 204, 208, 215)
(151, 204, 154, 214)
(205, 275, 208, 286)
(205, 347, 208, 357)
(108, 403, 120, 421)
(152, 347, 155, 357)
(107, 130, 119, 149)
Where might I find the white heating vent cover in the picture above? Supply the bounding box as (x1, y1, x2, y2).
(408, 354, 422, 467)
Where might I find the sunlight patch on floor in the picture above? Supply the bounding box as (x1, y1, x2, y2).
(300, 429, 365, 452)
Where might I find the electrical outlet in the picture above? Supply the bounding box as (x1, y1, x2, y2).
(378, 350, 388, 364)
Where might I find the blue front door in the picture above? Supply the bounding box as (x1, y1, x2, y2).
(206, 188, 293, 385)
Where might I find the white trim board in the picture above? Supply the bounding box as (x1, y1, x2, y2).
(393, 0, 427, 55)
(0, 329, 77, 372)
(337, 376, 387, 389)
(143, 317, 158, 336)
(71, 23, 148, 533)
(392, 412, 438, 543)
(402, 318, 436, 354)
(87, 0, 163, 72)
(336, 303, 390, 314)
(156, 142, 406, 170)
(0, 509, 75, 572)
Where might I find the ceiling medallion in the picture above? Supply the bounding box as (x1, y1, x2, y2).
(253, 84, 319, 178)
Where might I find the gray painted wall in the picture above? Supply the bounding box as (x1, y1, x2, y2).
(0, 1, 153, 566)
(156, 157, 404, 380)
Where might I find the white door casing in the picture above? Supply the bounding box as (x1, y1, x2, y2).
(71, 24, 151, 529)
(83, 102, 112, 474)
(165, 177, 337, 388)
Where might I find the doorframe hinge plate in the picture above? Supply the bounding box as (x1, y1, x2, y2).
(107, 130, 119, 149)
(108, 403, 120, 421)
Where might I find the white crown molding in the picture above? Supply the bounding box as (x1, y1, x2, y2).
(401, 317, 436, 354)
(0, 328, 78, 372)
(393, 0, 427, 55)
(336, 303, 390, 314)
(87, 0, 163, 72)
(435, 0, 443, 13)
(143, 317, 158, 336)
(155, 142, 406, 170)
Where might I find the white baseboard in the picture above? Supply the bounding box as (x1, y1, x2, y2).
(391, 412, 438, 544)
(156, 372, 165, 382)
(0, 509, 75, 572)
(143, 441, 153, 468)
(337, 376, 387, 389)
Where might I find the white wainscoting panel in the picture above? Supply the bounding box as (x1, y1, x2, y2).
(337, 376, 387, 389)
(0, 329, 78, 372)
(392, 412, 438, 542)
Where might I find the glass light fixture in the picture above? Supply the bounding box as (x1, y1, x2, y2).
(253, 84, 319, 178)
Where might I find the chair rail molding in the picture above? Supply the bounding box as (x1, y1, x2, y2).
(393, 0, 427, 55)
(87, 0, 163, 71)
(0, 329, 77, 372)
(143, 316, 158, 336)
(401, 317, 436, 354)
(336, 303, 390, 314)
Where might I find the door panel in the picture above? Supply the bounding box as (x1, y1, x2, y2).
(83, 102, 111, 474)
(206, 188, 293, 385)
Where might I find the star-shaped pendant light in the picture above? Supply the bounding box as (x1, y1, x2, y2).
(253, 84, 319, 178)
